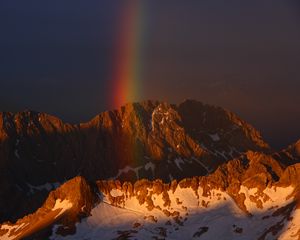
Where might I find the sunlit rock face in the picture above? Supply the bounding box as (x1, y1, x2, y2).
(0, 176, 96, 240)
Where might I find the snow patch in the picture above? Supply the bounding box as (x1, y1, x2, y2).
(174, 158, 185, 171)
(209, 133, 220, 141)
(278, 208, 300, 240)
(52, 199, 73, 219)
(14, 149, 20, 159)
(239, 185, 295, 213)
(0, 223, 29, 240)
(144, 162, 155, 175)
(110, 189, 124, 197)
(50, 184, 300, 240)
(214, 150, 227, 159)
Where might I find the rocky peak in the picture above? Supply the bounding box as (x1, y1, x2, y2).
(45, 176, 95, 215)
(177, 100, 269, 151)
(0, 176, 96, 239)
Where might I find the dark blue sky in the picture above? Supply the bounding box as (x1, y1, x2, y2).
(0, 0, 300, 149)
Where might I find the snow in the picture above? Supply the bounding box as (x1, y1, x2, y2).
(209, 133, 220, 141)
(53, 199, 72, 211)
(239, 185, 295, 213)
(51, 202, 146, 240)
(278, 209, 300, 240)
(151, 108, 158, 131)
(214, 150, 227, 159)
(0, 224, 19, 240)
(52, 199, 73, 219)
(174, 158, 185, 171)
(49, 184, 299, 240)
(144, 162, 155, 175)
(14, 149, 20, 159)
(14, 138, 21, 159)
(50, 185, 241, 239)
(0, 223, 29, 240)
(110, 189, 124, 197)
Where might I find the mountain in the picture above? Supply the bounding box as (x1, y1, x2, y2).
(0, 100, 270, 222)
(1, 151, 300, 240)
(0, 100, 298, 239)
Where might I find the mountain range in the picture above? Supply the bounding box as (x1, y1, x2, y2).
(0, 100, 299, 240)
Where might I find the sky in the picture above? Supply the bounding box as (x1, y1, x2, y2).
(0, 0, 300, 149)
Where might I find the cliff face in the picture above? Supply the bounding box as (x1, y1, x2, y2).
(0, 176, 96, 240)
(79, 100, 270, 182)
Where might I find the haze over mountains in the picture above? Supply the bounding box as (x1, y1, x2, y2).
(0, 100, 299, 240)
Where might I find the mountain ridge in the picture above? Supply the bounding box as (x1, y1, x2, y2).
(0, 100, 299, 239)
(2, 151, 300, 239)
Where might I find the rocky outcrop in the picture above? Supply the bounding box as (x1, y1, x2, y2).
(278, 163, 300, 187)
(273, 139, 300, 167)
(96, 151, 291, 215)
(0, 176, 96, 240)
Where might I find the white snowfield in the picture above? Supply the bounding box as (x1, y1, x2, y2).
(52, 199, 73, 219)
(50, 184, 300, 240)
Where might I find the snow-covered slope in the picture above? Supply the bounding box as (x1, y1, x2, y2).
(3, 152, 300, 240)
(49, 181, 299, 240)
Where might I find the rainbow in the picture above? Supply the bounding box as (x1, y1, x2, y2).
(109, 1, 146, 109)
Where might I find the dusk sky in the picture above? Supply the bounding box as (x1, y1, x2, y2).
(0, 0, 300, 149)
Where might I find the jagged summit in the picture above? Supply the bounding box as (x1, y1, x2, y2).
(0, 176, 96, 240)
